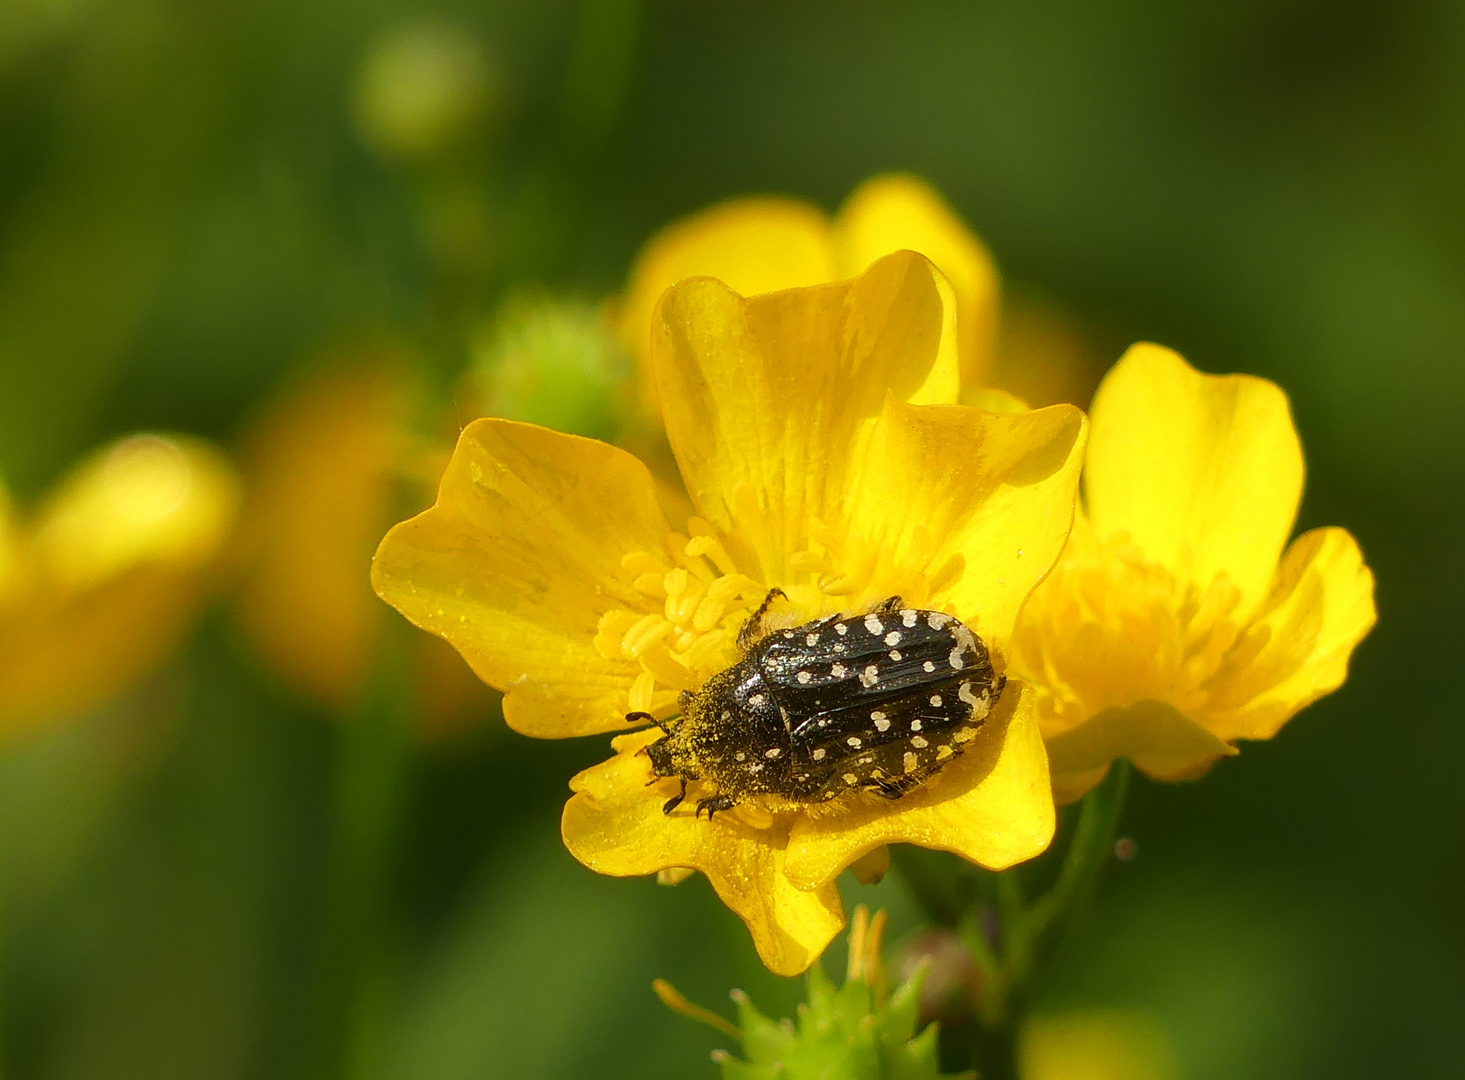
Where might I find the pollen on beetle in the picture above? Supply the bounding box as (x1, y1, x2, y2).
(864, 614, 883, 635)
(735, 752, 746, 761)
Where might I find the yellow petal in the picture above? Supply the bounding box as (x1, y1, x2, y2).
(0, 434, 239, 737)
(32, 434, 239, 595)
(782, 682, 1055, 890)
(561, 730, 845, 976)
(618, 196, 835, 419)
(1042, 698, 1238, 796)
(842, 395, 1086, 652)
(234, 362, 416, 708)
(1201, 526, 1376, 741)
(833, 174, 1000, 387)
(1084, 344, 1304, 618)
(371, 419, 671, 737)
(650, 250, 960, 581)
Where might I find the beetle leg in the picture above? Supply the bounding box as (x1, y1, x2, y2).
(662, 778, 688, 814)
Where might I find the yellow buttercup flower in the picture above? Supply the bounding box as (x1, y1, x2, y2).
(0, 433, 239, 739)
(373, 252, 1087, 974)
(617, 174, 1000, 419)
(233, 358, 494, 737)
(1011, 343, 1376, 803)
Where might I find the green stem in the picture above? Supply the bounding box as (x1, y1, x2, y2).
(306, 625, 414, 1080)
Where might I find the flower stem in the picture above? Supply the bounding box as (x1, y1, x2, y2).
(306, 623, 414, 1080)
(896, 763, 1132, 1078)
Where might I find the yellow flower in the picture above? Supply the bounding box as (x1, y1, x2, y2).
(0, 433, 239, 739)
(373, 252, 1087, 974)
(233, 357, 494, 737)
(617, 174, 1000, 419)
(1011, 343, 1377, 803)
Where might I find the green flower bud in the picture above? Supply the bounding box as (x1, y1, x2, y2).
(473, 294, 630, 442)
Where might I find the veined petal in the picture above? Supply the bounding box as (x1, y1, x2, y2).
(1201, 526, 1376, 741)
(1043, 698, 1238, 800)
(782, 682, 1054, 889)
(1084, 344, 1304, 619)
(371, 419, 670, 738)
(562, 730, 845, 977)
(618, 196, 835, 424)
(651, 251, 960, 581)
(833, 174, 1001, 387)
(842, 396, 1086, 653)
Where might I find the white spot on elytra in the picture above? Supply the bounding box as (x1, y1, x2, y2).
(749, 693, 767, 706)
(806, 632, 819, 645)
(949, 649, 966, 670)
(911, 735, 929, 748)
(860, 665, 879, 688)
(903, 751, 918, 773)
(928, 612, 953, 630)
(911, 718, 923, 731)
(721, 710, 731, 720)
(831, 663, 847, 677)
(844, 773, 858, 785)
(765, 748, 781, 758)
(889, 650, 902, 661)
(797, 670, 811, 684)
(901, 610, 918, 628)
(884, 631, 902, 646)
(813, 748, 827, 761)
(872, 712, 890, 732)
(959, 682, 980, 706)
(929, 694, 943, 707)
(954, 727, 976, 743)
(835, 623, 848, 635)
(735, 752, 746, 761)
(847, 736, 863, 748)
(864, 614, 883, 635)
(833, 643, 847, 653)
(936, 745, 954, 760)
(749, 762, 763, 773)
(923, 661, 936, 673)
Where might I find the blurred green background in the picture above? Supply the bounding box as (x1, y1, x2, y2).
(0, 0, 1461, 1077)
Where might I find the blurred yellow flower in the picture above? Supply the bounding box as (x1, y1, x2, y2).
(373, 252, 1086, 974)
(617, 173, 1001, 421)
(233, 358, 493, 737)
(0, 434, 239, 739)
(1011, 343, 1377, 802)
(1021, 1009, 1179, 1080)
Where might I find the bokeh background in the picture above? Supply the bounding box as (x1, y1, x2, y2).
(1, 1, 1461, 1077)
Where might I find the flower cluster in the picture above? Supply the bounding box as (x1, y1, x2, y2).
(372, 179, 1375, 976)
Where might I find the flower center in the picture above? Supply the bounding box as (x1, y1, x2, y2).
(1011, 529, 1244, 731)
